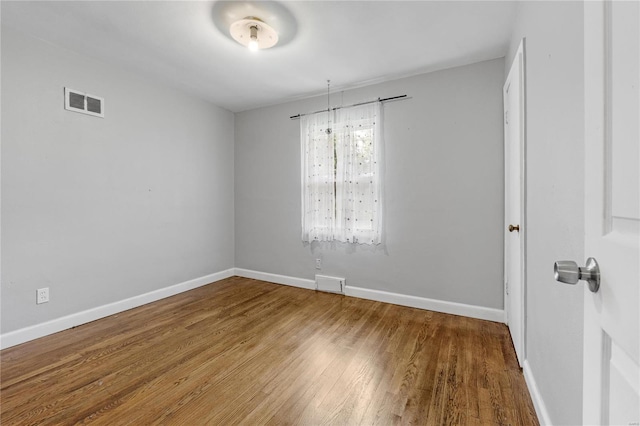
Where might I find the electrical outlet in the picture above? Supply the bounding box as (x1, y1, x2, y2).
(36, 288, 49, 304)
(315, 258, 322, 270)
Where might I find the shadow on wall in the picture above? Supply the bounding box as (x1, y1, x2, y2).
(306, 240, 389, 256)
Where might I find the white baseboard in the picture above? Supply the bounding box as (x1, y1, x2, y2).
(345, 285, 504, 323)
(0, 269, 235, 350)
(1, 268, 504, 349)
(523, 359, 553, 425)
(234, 268, 316, 290)
(234, 268, 503, 323)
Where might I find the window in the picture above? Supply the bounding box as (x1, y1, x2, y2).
(301, 102, 382, 244)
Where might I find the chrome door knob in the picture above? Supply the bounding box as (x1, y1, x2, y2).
(554, 257, 600, 293)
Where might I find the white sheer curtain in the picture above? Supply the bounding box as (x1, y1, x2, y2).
(301, 110, 335, 242)
(334, 103, 382, 244)
(301, 102, 382, 245)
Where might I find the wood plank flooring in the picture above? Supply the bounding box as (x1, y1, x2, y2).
(0, 277, 538, 425)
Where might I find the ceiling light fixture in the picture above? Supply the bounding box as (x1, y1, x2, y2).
(230, 17, 278, 52)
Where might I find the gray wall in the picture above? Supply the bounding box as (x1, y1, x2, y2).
(1, 28, 235, 333)
(506, 2, 585, 424)
(235, 59, 505, 310)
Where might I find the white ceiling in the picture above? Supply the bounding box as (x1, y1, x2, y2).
(1, 1, 517, 112)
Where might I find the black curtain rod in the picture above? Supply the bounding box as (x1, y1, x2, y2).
(289, 95, 408, 120)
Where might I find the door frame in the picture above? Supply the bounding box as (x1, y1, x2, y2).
(503, 38, 527, 366)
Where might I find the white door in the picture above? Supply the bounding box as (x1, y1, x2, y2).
(504, 39, 526, 367)
(583, 1, 639, 424)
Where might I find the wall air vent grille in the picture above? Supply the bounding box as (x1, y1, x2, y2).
(64, 87, 104, 118)
(315, 275, 345, 294)
(86, 96, 102, 114)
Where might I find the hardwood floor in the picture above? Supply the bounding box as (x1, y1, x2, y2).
(1, 277, 538, 425)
